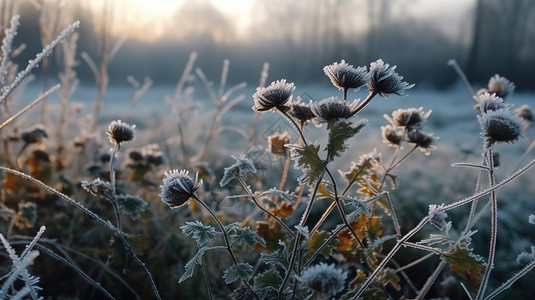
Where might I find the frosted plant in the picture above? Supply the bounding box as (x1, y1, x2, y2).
(323, 60, 370, 100)
(368, 59, 414, 97)
(219, 154, 257, 187)
(311, 96, 359, 125)
(478, 108, 523, 148)
(289, 97, 316, 126)
(477, 74, 515, 99)
(428, 204, 448, 230)
(0, 15, 20, 85)
(0, 226, 45, 300)
(252, 79, 295, 112)
(385, 107, 431, 129)
(295, 262, 348, 297)
(381, 124, 404, 147)
(477, 92, 506, 113)
(516, 104, 533, 125)
(0, 20, 80, 105)
(407, 130, 437, 155)
(106, 120, 136, 147)
(160, 170, 202, 208)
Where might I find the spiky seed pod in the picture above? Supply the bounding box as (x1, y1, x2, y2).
(323, 60, 370, 90)
(381, 125, 404, 147)
(477, 74, 515, 99)
(295, 262, 348, 297)
(386, 107, 431, 129)
(478, 109, 523, 148)
(368, 59, 414, 97)
(477, 93, 506, 114)
(159, 170, 202, 208)
(516, 104, 533, 124)
(252, 79, 295, 112)
(106, 120, 135, 146)
(311, 97, 358, 125)
(407, 130, 437, 155)
(289, 97, 316, 125)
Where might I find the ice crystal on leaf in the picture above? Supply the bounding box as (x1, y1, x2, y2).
(428, 204, 448, 230)
(219, 154, 257, 187)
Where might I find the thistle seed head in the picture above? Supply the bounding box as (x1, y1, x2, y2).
(478, 108, 523, 148)
(516, 104, 533, 124)
(381, 125, 404, 147)
(477, 92, 506, 114)
(106, 120, 135, 146)
(159, 170, 202, 208)
(368, 59, 414, 97)
(407, 130, 437, 155)
(323, 60, 370, 91)
(386, 107, 431, 129)
(295, 262, 347, 297)
(477, 74, 515, 99)
(311, 97, 358, 125)
(289, 97, 316, 125)
(252, 79, 295, 112)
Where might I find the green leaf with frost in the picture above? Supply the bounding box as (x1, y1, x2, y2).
(326, 120, 366, 161)
(179, 246, 221, 283)
(378, 268, 401, 291)
(223, 263, 253, 284)
(258, 188, 297, 203)
(442, 245, 485, 274)
(254, 269, 282, 299)
(231, 226, 266, 248)
(181, 221, 220, 247)
(339, 151, 380, 185)
(260, 241, 290, 270)
(342, 195, 370, 220)
(116, 194, 148, 220)
(15, 202, 37, 229)
(307, 231, 340, 259)
(287, 143, 327, 185)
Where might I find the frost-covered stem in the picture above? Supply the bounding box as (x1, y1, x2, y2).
(202, 261, 213, 300)
(440, 157, 535, 212)
(389, 144, 418, 170)
(236, 175, 295, 236)
(350, 91, 377, 116)
(274, 150, 292, 205)
(352, 216, 430, 299)
(0, 166, 162, 300)
(476, 148, 497, 300)
(325, 168, 366, 249)
(343, 87, 348, 101)
(0, 15, 19, 85)
(0, 84, 59, 130)
(485, 258, 535, 300)
(0, 21, 80, 105)
(31, 242, 116, 300)
(248, 62, 269, 143)
(416, 260, 447, 300)
(395, 253, 434, 274)
(448, 59, 478, 101)
(302, 225, 345, 270)
(192, 194, 258, 299)
(277, 108, 308, 146)
(278, 232, 301, 300)
(109, 143, 122, 230)
(464, 157, 486, 233)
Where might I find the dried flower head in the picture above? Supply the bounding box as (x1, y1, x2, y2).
(311, 97, 358, 125)
(368, 59, 414, 97)
(159, 170, 202, 208)
(477, 92, 506, 114)
(323, 60, 370, 91)
(381, 125, 404, 147)
(478, 109, 523, 148)
(141, 144, 164, 166)
(516, 104, 533, 124)
(428, 204, 448, 230)
(289, 97, 316, 125)
(21, 126, 48, 144)
(268, 132, 290, 159)
(477, 74, 515, 99)
(252, 79, 295, 112)
(106, 120, 135, 146)
(407, 130, 437, 155)
(385, 107, 431, 129)
(295, 262, 348, 297)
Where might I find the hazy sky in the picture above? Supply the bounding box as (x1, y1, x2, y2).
(89, 0, 476, 43)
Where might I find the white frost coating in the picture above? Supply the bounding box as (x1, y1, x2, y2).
(0, 20, 80, 104)
(0, 15, 20, 85)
